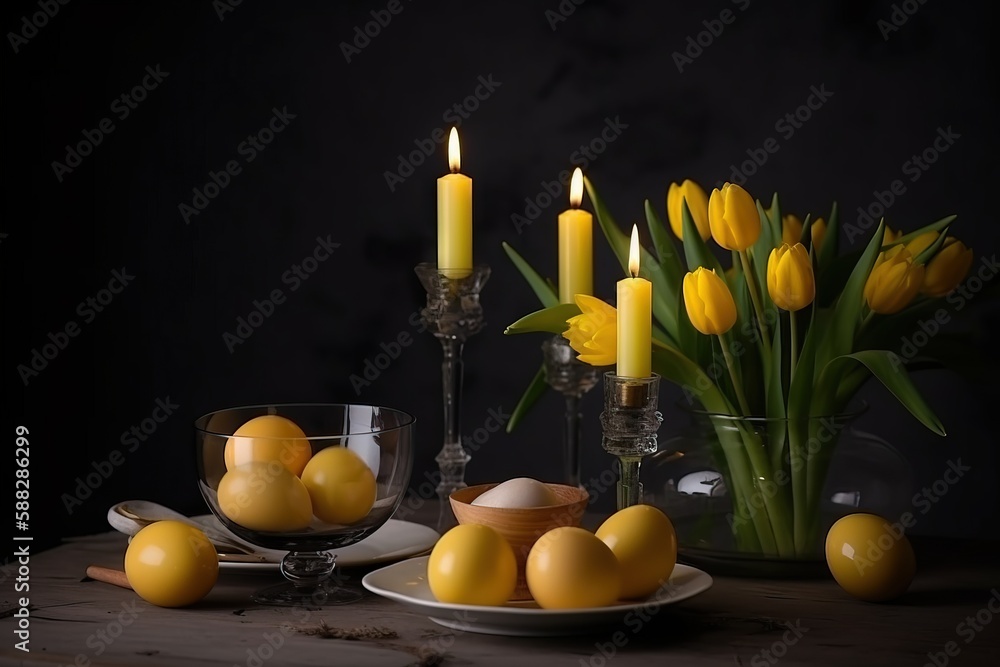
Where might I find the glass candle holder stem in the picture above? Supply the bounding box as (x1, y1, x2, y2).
(599, 372, 662, 510)
(415, 263, 490, 532)
(541, 335, 598, 489)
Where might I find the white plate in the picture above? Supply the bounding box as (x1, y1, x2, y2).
(197, 516, 438, 570)
(362, 556, 713, 636)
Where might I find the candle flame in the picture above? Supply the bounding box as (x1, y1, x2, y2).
(628, 224, 640, 278)
(569, 168, 583, 207)
(448, 127, 461, 173)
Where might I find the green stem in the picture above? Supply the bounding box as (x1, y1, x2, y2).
(718, 336, 751, 416)
(739, 250, 773, 362)
(789, 310, 799, 379)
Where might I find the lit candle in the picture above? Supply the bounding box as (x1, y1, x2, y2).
(616, 225, 652, 378)
(558, 168, 593, 304)
(437, 127, 472, 274)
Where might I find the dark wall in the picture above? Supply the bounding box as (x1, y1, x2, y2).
(4, 0, 999, 551)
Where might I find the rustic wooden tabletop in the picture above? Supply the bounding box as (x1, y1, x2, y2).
(2, 503, 998, 667)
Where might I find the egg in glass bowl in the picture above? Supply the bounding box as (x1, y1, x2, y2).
(195, 403, 413, 606)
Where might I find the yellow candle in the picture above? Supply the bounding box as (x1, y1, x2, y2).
(558, 168, 593, 304)
(437, 127, 472, 274)
(616, 225, 652, 378)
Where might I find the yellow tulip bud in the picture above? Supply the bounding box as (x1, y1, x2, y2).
(912, 234, 974, 297)
(666, 180, 711, 241)
(708, 183, 761, 251)
(767, 243, 815, 312)
(683, 267, 737, 335)
(883, 226, 902, 245)
(810, 217, 827, 253)
(563, 294, 617, 366)
(905, 231, 938, 257)
(864, 245, 925, 314)
(782, 214, 803, 246)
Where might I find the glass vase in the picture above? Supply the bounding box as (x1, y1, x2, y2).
(644, 402, 913, 576)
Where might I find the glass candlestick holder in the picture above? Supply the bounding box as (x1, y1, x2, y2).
(414, 263, 490, 531)
(599, 372, 662, 510)
(541, 335, 599, 488)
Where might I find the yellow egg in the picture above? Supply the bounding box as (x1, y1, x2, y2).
(124, 521, 219, 607)
(224, 415, 311, 476)
(825, 512, 916, 602)
(300, 447, 377, 525)
(217, 461, 313, 532)
(526, 526, 620, 609)
(427, 524, 517, 606)
(596, 504, 677, 599)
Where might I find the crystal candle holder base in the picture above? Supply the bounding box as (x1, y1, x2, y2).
(599, 372, 662, 509)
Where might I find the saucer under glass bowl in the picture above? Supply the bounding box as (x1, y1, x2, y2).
(195, 403, 414, 606)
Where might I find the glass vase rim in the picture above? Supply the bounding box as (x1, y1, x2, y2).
(676, 399, 869, 424)
(193, 402, 416, 439)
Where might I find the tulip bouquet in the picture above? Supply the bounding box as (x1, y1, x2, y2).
(504, 176, 975, 558)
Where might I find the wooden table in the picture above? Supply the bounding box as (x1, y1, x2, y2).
(2, 505, 998, 667)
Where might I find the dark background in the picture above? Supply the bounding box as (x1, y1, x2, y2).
(3, 0, 999, 552)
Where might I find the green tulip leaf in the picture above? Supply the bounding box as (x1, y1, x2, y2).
(506, 365, 548, 433)
(817, 350, 946, 436)
(886, 215, 957, 248)
(502, 242, 559, 309)
(817, 221, 885, 368)
(652, 339, 734, 416)
(504, 303, 580, 336)
(585, 175, 630, 276)
(766, 313, 786, 470)
(765, 192, 783, 243)
(681, 199, 726, 277)
(913, 225, 951, 265)
(817, 201, 840, 273)
(751, 199, 776, 314)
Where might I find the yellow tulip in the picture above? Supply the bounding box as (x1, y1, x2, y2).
(810, 217, 827, 253)
(767, 243, 815, 312)
(563, 294, 617, 366)
(883, 226, 902, 245)
(683, 267, 737, 335)
(782, 214, 825, 252)
(864, 245, 925, 314)
(782, 214, 803, 246)
(708, 183, 760, 251)
(666, 180, 711, 241)
(904, 232, 973, 297)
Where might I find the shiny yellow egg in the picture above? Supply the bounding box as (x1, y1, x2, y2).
(217, 461, 313, 532)
(596, 504, 678, 599)
(300, 447, 377, 525)
(427, 524, 517, 606)
(224, 415, 311, 476)
(526, 526, 620, 609)
(825, 512, 916, 602)
(124, 521, 218, 607)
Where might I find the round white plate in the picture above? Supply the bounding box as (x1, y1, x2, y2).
(197, 516, 438, 570)
(362, 556, 713, 637)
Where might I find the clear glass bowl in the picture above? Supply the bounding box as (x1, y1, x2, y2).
(194, 403, 414, 605)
